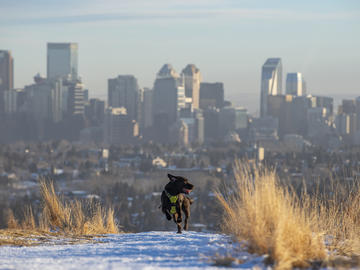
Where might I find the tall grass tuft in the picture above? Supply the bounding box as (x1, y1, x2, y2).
(6, 179, 119, 235)
(5, 209, 19, 229)
(40, 180, 71, 231)
(316, 181, 360, 259)
(216, 161, 326, 269)
(21, 206, 36, 230)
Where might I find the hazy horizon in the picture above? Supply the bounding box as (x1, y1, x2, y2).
(1, 0, 359, 113)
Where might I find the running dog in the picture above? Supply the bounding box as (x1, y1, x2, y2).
(160, 174, 194, 233)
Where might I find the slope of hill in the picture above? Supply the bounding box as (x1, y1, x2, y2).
(0, 231, 265, 269)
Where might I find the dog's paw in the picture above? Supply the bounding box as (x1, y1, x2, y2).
(165, 213, 171, 220)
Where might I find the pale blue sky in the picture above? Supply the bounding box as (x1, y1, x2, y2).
(1, 0, 359, 113)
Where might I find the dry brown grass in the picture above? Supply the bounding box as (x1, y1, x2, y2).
(316, 181, 360, 261)
(211, 253, 238, 267)
(0, 229, 99, 247)
(216, 161, 360, 269)
(41, 179, 119, 234)
(1, 179, 120, 246)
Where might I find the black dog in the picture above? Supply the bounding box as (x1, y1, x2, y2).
(161, 174, 194, 233)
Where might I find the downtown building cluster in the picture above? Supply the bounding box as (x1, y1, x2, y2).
(0, 44, 248, 146)
(0, 45, 359, 147)
(257, 58, 360, 148)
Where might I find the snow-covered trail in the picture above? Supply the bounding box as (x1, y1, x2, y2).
(0, 231, 264, 269)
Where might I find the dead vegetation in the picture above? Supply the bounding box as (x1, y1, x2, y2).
(0, 179, 120, 246)
(216, 161, 360, 269)
(0, 229, 98, 246)
(211, 253, 239, 267)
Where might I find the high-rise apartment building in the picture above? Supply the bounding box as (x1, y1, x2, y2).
(66, 80, 86, 116)
(0, 50, 14, 114)
(108, 75, 139, 121)
(286, 72, 304, 96)
(181, 64, 201, 109)
(260, 58, 282, 117)
(47, 43, 78, 81)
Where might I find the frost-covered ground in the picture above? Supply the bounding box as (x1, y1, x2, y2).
(0, 231, 266, 269)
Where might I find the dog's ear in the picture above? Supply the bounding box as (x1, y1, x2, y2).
(167, 174, 176, 182)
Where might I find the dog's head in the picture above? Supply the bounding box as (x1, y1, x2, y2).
(166, 174, 194, 195)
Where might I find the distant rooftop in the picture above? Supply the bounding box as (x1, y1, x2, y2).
(182, 64, 200, 75)
(263, 58, 282, 67)
(157, 64, 179, 78)
(47, 43, 78, 49)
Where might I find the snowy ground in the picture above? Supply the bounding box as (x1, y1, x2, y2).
(0, 231, 266, 269)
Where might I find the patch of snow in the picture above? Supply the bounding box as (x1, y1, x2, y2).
(0, 231, 265, 269)
(85, 194, 101, 200)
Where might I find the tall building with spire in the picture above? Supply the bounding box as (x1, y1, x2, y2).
(181, 64, 201, 109)
(47, 43, 78, 81)
(0, 50, 14, 114)
(260, 58, 282, 117)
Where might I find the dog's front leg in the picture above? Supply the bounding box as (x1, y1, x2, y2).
(173, 213, 182, 233)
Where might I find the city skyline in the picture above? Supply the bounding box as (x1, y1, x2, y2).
(1, 0, 360, 113)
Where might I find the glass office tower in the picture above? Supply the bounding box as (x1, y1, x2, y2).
(47, 43, 78, 81)
(260, 58, 282, 117)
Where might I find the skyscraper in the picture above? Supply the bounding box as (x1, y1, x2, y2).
(66, 80, 86, 116)
(47, 43, 78, 81)
(286, 72, 304, 96)
(108, 75, 139, 121)
(104, 107, 138, 145)
(0, 50, 13, 92)
(142, 88, 153, 129)
(260, 58, 282, 117)
(24, 75, 63, 122)
(85, 98, 105, 126)
(153, 64, 183, 125)
(199, 82, 224, 109)
(0, 50, 14, 114)
(181, 64, 201, 109)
